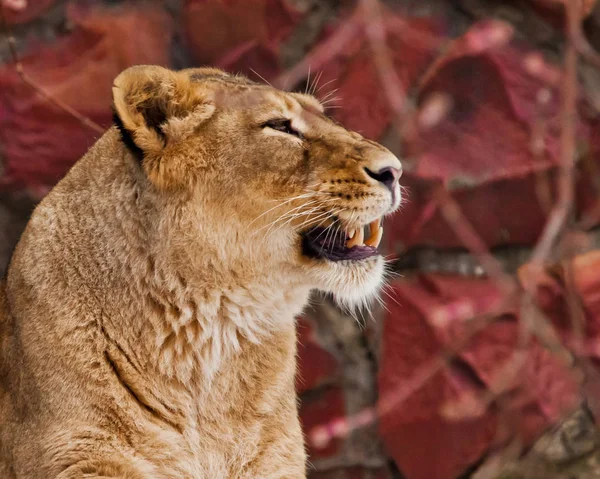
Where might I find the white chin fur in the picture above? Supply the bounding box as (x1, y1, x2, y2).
(308, 256, 385, 310)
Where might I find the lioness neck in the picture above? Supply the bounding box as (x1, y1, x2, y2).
(9, 130, 310, 394)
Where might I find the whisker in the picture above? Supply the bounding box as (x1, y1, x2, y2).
(316, 78, 337, 94)
(263, 191, 316, 204)
(279, 203, 321, 223)
(311, 71, 323, 96)
(258, 201, 321, 238)
(312, 214, 339, 243)
(334, 223, 344, 243)
(321, 96, 342, 105)
(265, 207, 336, 244)
(294, 204, 342, 232)
(363, 301, 373, 324)
(261, 196, 336, 234)
(383, 268, 402, 279)
(275, 205, 323, 232)
(294, 209, 334, 231)
(319, 218, 339, 254)
(260, 198, 337, 238)
(252, 210, 309, 239)
(247, 193, 316, 228)
(344, 209, 356, 228)
(340, 302, 361, 324)
(381, 286, 402, 307)
(310, 214, 335, 231)
(249, 68, 272, 87)
(374, 293, 391, 315)
(320, 88, 340, 102)
(269, 187, 320, 201)
(327, 224, 342, 253)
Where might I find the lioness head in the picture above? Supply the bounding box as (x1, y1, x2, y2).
(112, 66, 402, 308)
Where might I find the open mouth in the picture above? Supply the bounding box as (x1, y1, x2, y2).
(301, 218, 384, 262)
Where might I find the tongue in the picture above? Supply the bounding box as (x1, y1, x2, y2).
(329, 245, 378, 261)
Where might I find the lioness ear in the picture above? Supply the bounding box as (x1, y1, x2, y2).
(112, 65, 215, 189)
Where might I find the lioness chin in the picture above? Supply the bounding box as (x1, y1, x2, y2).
(0, 66, 402, 478)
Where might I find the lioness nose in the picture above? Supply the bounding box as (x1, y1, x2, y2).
(363, 165, 402, 193)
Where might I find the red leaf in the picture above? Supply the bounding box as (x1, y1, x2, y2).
(520, 251, 600, 361)
(385, 20, 599, 250)
(378, 275, 580, 479)
(300, 386, 346, 460)
(309, 467, 393, 479)
(216, 40, 281, 83)
(0, 6, 172, 192)
(183, 0, 302, 80)
(296, 316, 340, 394)
(308, 10, 443, 139)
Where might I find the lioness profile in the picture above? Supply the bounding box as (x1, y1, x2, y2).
(0, 66, 402, 478)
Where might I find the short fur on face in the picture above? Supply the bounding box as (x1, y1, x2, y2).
(112, 65, 403, 307)
(0, 66, 402, 478)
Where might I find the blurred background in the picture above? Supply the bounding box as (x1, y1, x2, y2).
(2, 0, 600, 478)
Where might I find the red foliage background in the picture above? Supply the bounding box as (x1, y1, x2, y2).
(2, 0, 600, 477)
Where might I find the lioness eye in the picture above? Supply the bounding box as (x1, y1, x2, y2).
(262, 119, 302, 138)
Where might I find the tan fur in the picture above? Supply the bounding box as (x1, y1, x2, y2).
(0, 66, 402, 478)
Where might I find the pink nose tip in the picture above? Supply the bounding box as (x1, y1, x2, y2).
(363, 166, 402, 193)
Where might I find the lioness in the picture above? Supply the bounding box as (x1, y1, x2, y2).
(0, 66, 402, 478)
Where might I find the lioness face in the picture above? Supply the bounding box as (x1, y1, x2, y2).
(113, 66, 402, 307)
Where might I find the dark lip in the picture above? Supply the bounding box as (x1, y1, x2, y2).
(301, 226, 379, 262)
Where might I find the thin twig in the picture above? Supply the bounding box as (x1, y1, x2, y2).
(530, 0, 580, 264)
(0, 2, 104, 134)
(274, 6, 363, 90)
(360, 0, 406, 114)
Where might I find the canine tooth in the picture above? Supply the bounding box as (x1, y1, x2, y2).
(347, 229, 356, 239)
(369, 219, 381, 233)
(346, 227, 364, 248)
(365, 226, 383, 248)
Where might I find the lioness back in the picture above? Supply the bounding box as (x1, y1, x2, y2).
(0, 66, 402, 478)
